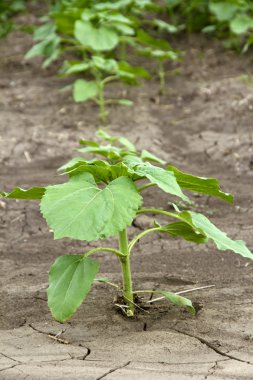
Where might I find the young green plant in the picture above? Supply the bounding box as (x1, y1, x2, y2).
(1, 129, 253, 322)
(24, 0, 180, 120)
(61, 56, 150, 124)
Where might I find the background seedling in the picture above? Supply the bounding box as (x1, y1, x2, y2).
(1, 129, 253, 322)
(24, 0, 179, 121)
(60, 56, 150, 123)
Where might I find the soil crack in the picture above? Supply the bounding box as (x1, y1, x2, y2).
(28, 323, 91, 359)
(28, 323, 68, 343)
(83, 347, 91, 360)
(172, 328, 253, 365)
(205, 361, 219, 379)
(0, 352, 22, 373)
(0, 364, 21, 373)
(0, 352, 21, 364)
(96, 361, 131, 380)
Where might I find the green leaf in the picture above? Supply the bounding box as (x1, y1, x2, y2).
(188, 211, 253, 260)
(159, 222, 208, 244)
(209, 2, 238, 22)
(95, 130, 136, 152)
(158, 291, 195, 315)
(117, 99, 134, 106)
(25, 34, 60, 64)
(167, 166, 234, 203)
(1, 187, 45, 200)
(202, 25, 217, 34)
(166, 0, 181, 9)
(112, 23, 135, 35)
(145, 49, 179, 61)
(230, 15, 253, 35)
(25, 40, 48, 60)
(75, 20, 119, 51)
(91, 56, 118, 72)
(33, 23, 55, 41)
(48, 255, 99, 323)
(136, 29, 169, 50)
(96, 129, 114, 142)
(118, 61, 151, 80)
(63, 161, 111, 182)
(73, 80, 98, 102)
(153, 19, 178, 33)
(58, 157, 89, 172)
(40, 175, 142, 241)
(168, 207, 253, 260)
(94, 0, 132, 11)
(118, 137, 136, 152)
(132, 163, 189, 202)
(79, 139, 99, 147)
(141, 150, 166, 165)
(81, 9, 96, 21)
(64, 161, 137, 183)
(62, 62, 90, 75)
(78, 145, 123, 159)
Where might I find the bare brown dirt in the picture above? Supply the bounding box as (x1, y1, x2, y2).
(0, 28, 253, 379)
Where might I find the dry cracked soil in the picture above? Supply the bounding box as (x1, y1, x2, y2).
(0, 21, 253, 380)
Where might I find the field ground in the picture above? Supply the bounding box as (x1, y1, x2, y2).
(0, 30, 253, 379)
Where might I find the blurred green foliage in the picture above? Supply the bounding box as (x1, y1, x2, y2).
(167, 0, 253, 51)
(0, 0, 26, 37)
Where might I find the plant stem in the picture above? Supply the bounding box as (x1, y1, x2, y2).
(97, 81, 108, 125)
(137, 182, 156, 192)
(120, 41, 126, 61)
(84, 247, 126, 259)
(118, 229, 134, 316)
(128, 227, 159, 253)
(137, 208, 178, 220)
(158, 59, 165, 95)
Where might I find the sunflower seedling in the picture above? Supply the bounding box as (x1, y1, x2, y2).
(1, 130, 253, 322)
(60, 56, 150, 124)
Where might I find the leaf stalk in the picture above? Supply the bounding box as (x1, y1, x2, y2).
(84, 247, 126, 259)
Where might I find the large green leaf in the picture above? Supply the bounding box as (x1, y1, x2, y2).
(133, 163, 189, 202)
(40, 175, 142, 241)
(159, 221, 208, 244)
(167, 208, 253, 260)
(230, 15, 253, 35)
(159, 291, 195, 315)
(48, 255, 99, 323)
(1, 187, 45, 200)
(65, 162, 136, 182)
(209, 2, 238, 21)
(167, 166, 233, 203)
(73, 80, 98, 102)
(144, 207, 253, 259)
(188, 211, 253, 260)
(75, 20, 119, 51)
